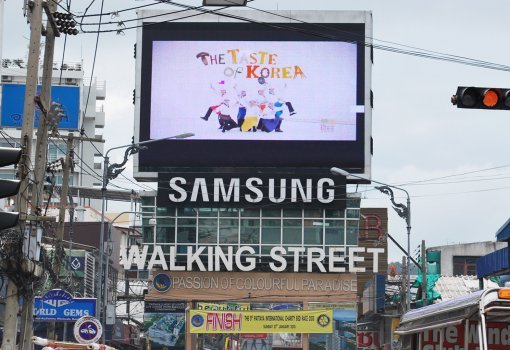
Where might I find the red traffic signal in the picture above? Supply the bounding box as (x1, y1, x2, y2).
(452, 86, 510, 110)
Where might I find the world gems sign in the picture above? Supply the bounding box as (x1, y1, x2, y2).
(189, 309, 333, 334)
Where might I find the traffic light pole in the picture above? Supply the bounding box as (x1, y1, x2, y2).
(2, 2, 43, 350)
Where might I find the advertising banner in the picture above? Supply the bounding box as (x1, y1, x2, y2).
(157, 172, 346, 209)
(1, 84, 80, 129)
(135, 14, 372, 174)
(421, 322, 510, 350)
(189, 309, 333, 334)
(309, 302, 357, 350)
(33, 289, 96, 322)
(150, 41, 358, 142)
(144, 301, 186, 350)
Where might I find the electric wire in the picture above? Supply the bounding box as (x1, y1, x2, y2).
(44, 0, 510, 198)
(72, 0, 510, 72)
(81, 0, 105, 128)
(8, 3, 510, 209)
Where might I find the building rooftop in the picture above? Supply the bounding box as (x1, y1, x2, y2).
(433, 275, 498, 301)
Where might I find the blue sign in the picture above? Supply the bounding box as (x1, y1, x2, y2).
(1, 84, 80, 129)
(153, 273, 172, 292)
(69, 256, 86, 272)
(34, 289, 96, 321)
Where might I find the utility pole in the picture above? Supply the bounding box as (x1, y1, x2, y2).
(421, 240, 427, 307)
(401, 256, 407, 313)
(33, 0, 59, 211)
(2, 2, 43, 350)
(55, 134, 73, 273)
(45, 134, 102, 341)
(46, 133, 73, 341)
(24, 0, 59, 347)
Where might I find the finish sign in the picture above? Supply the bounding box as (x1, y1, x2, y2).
(73, 316, 102, 344)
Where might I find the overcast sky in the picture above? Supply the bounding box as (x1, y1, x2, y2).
(2, 0, 510, 263)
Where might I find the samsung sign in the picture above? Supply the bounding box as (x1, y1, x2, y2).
(157, 173, 346, 209)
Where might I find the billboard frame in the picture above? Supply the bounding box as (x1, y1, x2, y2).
(133, 9, 372, 182)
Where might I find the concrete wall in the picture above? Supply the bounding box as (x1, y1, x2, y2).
(428, 241, 507, 276)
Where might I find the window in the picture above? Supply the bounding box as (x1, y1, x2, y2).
(282, 219, 301, 245)
(48, 142, 66, 162)
(142, 203, 362, 262)
(198, 218, 217, 244)
(0, 141, 20, 148)
(0, 173, 15, 180)
(453, 256, 478, 276)
(240, 219, 259, 244)
(54, 175, 74, 185)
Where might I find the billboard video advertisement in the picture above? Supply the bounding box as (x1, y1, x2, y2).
(1, 84, 80, 129)
(135, 11, 372, 178)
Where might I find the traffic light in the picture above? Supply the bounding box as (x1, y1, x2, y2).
(0, 147, 22, 230)
(52, 12, 79, 35)
(452, 86, 510, 110)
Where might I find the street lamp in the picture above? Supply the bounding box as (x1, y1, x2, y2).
(330, 167, 412, 312)
(96, 133, 193, 338)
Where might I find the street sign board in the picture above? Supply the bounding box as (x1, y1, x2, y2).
(74, 316, 103, 344)
(34, 289, 96, 321)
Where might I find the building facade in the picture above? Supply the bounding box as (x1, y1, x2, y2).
(127, 8, 378, 350)
(0, 58, 106, 209)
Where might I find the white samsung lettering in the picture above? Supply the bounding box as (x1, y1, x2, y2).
(166, 176, 338, 204)
(268, 178, 286, 203)
(245, 177, 263, 203)
(214, 178, 240, 202)
(317, 178, 335, 203)
(291, 178, 312, 202)
(190, 178, 209, 202)
(168, 177, 187, 202)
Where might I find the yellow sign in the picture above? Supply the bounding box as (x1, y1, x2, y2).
(189, 309, 333, 334)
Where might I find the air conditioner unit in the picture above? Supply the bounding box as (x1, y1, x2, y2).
(1, 75, 13, 82)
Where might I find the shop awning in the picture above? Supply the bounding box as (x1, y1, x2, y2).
(394, 290, 484, 335)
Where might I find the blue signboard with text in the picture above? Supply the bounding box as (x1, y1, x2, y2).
(1, 84, 80, 129)
(33, 289, 96, 321)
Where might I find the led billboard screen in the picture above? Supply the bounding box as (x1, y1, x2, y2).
(151, 41, 358, 141)
(1, 84, 80, 129)
(135, 11, 372, 178)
